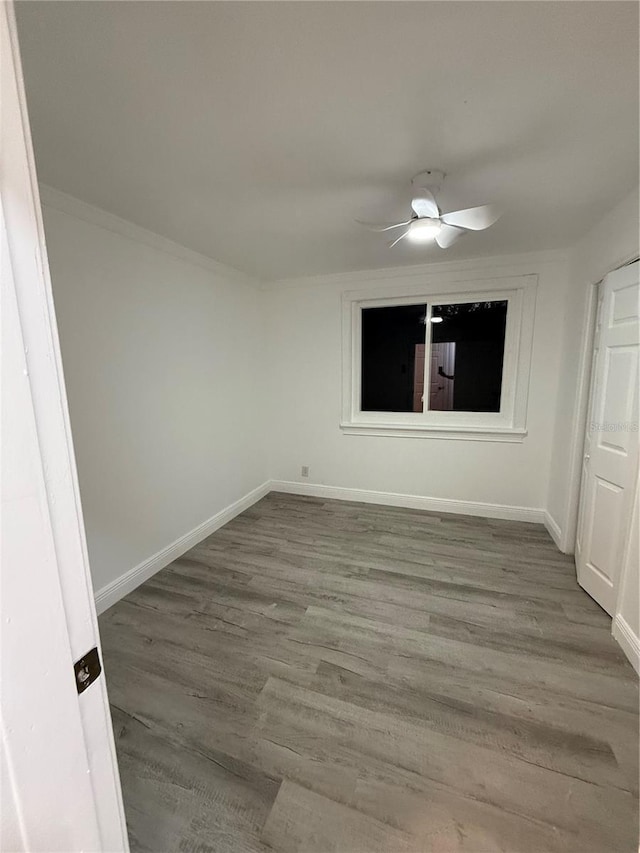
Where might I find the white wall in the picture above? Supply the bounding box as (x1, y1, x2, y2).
(41, 190, 268, 597)
(546, 189, 640, 545)
(543, 189, 639, 671)
(267, 252, 569, 515)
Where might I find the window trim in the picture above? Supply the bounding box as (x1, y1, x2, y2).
(341, 274, 537, 442)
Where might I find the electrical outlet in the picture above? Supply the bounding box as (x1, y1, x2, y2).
(301, 466, 309, 478)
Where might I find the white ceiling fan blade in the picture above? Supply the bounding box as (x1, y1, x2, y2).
(411, 189, 439, 219)
(388, 228, 411, 248)
(435, 224, 464, 249)
(440, 204, 501, 231)
(355, 218, 412, 232)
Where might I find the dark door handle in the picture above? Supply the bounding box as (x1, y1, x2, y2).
(438, 366, 455, 381)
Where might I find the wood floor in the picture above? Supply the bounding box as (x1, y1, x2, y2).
(99, 493, 639, 853)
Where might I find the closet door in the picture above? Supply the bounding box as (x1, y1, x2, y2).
(575, 261, 639, 614)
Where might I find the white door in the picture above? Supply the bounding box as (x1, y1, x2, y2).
(429, 342, 456, 411)
(575, 261, 639, 614)
(1, 3, 128, 850)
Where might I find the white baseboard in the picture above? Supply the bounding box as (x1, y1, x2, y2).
(270, 480, 545, 523)
(94, 481, 271, 614)
(543, 511, 564, 551)
(612, 614, 640, 675)
(95, 479, 551, 614)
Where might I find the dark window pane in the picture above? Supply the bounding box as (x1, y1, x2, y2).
(429, 301, 507, 412)
(361, 304, 426, 412)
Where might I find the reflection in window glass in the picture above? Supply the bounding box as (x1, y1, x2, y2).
(429, 301, 508, 412)
(361, 304, 427, 412)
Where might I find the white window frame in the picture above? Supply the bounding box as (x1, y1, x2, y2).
(341, 274, 537, 442)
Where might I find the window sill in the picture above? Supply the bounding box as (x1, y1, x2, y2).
(339, 422, 528, 442)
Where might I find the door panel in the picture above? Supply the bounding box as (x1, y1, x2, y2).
(613, 282, 639, 323)
(588, 478, 623, 580)
(576, 261, 639, 614)
(598, 348, 636, 455)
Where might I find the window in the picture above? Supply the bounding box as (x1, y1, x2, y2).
(428, 300, 508, 413)
(342, 276, 537, 441)
(361, 304, 426, 413)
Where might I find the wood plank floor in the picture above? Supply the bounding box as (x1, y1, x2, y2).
(99, 493, 639, 852)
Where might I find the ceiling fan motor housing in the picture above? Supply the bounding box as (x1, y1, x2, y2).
(411, 168, 445, 196)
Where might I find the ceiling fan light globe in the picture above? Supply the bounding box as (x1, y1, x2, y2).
(407, 218, 441, 243)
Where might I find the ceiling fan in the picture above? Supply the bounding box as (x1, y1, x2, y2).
(357, 170, 501, 249)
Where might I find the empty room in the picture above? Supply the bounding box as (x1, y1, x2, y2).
(2, 1, 639, 851)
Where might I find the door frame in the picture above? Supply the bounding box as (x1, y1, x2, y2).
(1, 2, 128, 848)
(561, 281, 599, 554)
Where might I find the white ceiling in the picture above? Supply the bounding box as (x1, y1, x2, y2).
(16, 1, 639, 281)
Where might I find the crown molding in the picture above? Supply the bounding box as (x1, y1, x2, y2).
(38, 184, 262, 289)
(266, 248, 570, 292)
(38, 184, 571, 293)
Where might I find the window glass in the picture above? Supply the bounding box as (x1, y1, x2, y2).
(429, 300, 508, 412)
(361, 304, 427, 412)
